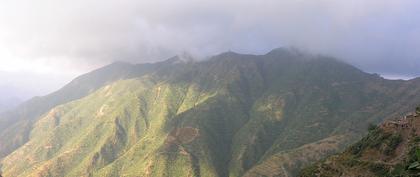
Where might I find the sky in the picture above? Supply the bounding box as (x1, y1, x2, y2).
(1, 0, 420, 100)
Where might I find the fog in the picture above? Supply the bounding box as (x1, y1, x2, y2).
(1, 0, 420, 101)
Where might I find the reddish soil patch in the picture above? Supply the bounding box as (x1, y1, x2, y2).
(164, 127, 200, 148)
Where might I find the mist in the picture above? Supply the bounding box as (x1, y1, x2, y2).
(1, 0, 420, 102)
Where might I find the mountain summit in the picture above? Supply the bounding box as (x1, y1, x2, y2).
(0, 48, 420, 177)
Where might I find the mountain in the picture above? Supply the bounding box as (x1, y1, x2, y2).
(0, 95, 21, 113)
(0, 61, 167, 158)
(0, 84, 25, 112)
(1, 48, 420, 176)
(299, 108, 420, 177)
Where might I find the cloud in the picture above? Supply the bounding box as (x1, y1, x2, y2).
(0, 0, 419, 78)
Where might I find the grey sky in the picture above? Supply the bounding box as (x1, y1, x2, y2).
(0, 0, 420, 98)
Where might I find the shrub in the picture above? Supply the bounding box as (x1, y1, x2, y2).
(390, 164, 407, 176)
(407, 147, 419, 163)
(384, 134, 402, 155)
(343, 157, 361, 167)
(299, 165, 320, 177)
(368, 123, 378, 132)
(349, 143, 364, 156)
(349, 128, 389, 156)
(368, 163, 389, 176)
(417, 148, 420, 160)
(414, 136, 420, 143)
(368, 129, 391, 149)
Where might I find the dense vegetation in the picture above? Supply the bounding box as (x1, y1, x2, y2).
(1, 48, 420, 176)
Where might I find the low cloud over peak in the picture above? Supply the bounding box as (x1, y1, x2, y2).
(0, 0, 419, 88)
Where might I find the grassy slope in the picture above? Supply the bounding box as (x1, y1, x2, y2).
(0, 62, 158, 158)
(2, 49, 420, 176)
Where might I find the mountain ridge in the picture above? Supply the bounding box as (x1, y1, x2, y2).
(1, 48, 420, 176)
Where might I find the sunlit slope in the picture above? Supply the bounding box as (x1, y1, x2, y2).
(2, 49, 420, 176)
(0, 62, 158, 158)
(1, 55, 264, 176)
(2, 77, 222, 177)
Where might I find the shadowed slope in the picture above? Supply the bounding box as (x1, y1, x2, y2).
(1, 49, 420, 176)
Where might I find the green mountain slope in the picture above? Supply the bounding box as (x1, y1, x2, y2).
(1, 48, 420, 176)
(0, 61, 161, 158)
(299, 109, 420, 177)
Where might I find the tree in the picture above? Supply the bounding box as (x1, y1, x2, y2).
(368, 123, 377, 131)
(416, 106, 420, 115)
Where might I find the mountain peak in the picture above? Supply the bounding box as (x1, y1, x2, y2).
(163, 52, 196, 65)
(176, 51, 195, 62)
(108, 61, 132, 66)
(266, 47, 304, 56)
(214, 50, 241, 58)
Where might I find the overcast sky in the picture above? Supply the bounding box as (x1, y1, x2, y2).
(1, 0, 420, 99)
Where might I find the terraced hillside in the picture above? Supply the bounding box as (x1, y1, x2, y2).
(299, 109, 420, 177)
(1, 48, 420, 176)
